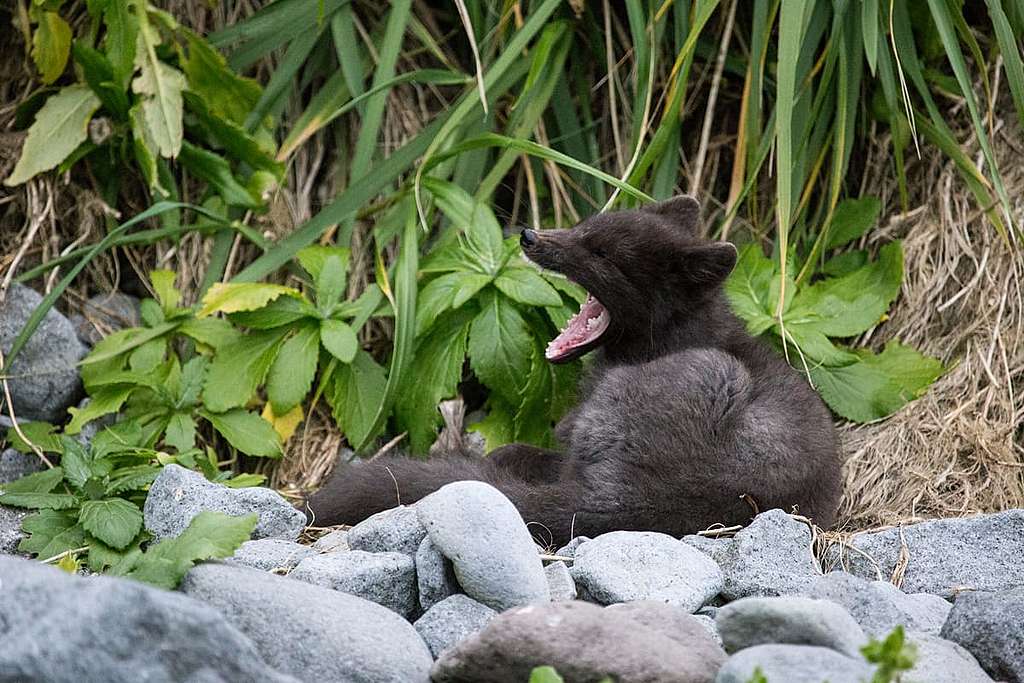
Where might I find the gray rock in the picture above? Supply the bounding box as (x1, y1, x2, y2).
(181, 562, 432, 682)
(570, 531, 723, 611)
(72, 397, 118, 446)
(413, 594, 497, 658)
(716, 596, 868, 657)
(681, 533, 733, 564)
(415, 481, 549, 611)
(311, 529, 349, 552)
(554, 535, 590, 560)
(940, 588, 1024, 682)
(348, 505, 427, 556)
(545, 561, 577, 601)
(802, 571, 951, 636)
(0, 555, 295, 682)
(226, 539, 315, 572)
(290, 549, 418, 619)
(904, 631, 992, 683)
(70, 292, 141, 346)
(604, 600, 726, 655)
(693, 614, 723, 647)
(828, 510, 1024, 597)
(715, 644, 874, 683)
(707, 509, 821, 600)
(143, 464, 305, 541)
(416, 536, 460, 611)
(0, 447, 44, 484)
(433, 600, 725, 683)
(0, 283, 86, 422)
(1, 504, 27, 554)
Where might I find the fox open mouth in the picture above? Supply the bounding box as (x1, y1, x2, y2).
(545, 293, 610, 362)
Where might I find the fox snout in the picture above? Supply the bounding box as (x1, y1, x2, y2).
(520, 228, 539, 247)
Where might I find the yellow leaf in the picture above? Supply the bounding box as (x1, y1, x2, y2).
(261, 402, 304, 442)
(57, 553, 80, 574)
(32, 11, 72, 84)
(198, 282, 300, 318)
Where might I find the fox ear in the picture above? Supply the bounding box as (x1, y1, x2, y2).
(642, 195, 701, 233)
(677, 242, 738, 284)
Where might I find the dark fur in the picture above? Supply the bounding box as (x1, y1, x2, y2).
(307, 197, 842, 545)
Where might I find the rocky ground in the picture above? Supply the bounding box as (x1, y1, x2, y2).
(2, 283, 1024, 682)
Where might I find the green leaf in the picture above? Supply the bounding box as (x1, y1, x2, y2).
(199, 282, 302, 318)
(495, 268, 562, 307)
(5, 421, 64, 454)
(125, 510, 257, 589)
(183, 91, 283, 177)
(132, 24, 186, 157)
(176, 356, 208, 409)
(297, 245, 351, 282)
(81, 322, 178, 365)
(223, 473, 266, 488)
(468, 291, 533, 406)
(826, 197, 882, 250)
(327, 350, 387, 447)
(0, 466, 64, 494)
(415, 272, 463, 337)
(105, 464, 161, 495)
(226, 295, 317, 330)
(180, 31, 261, 125)
(529, 667, 565, 683)
(72, 42, 130, 118)
(396, 310, 472, 453)
(177, 317, 242, 350)
(178, 141, 262, 208)
(150, 269, 181, 312)
(66, 384, 134, 435)
(788, 242, 903, 338)
(200, 408, 282, 457)
(266, 323, 320, 414)
(468, 400, 515, 452)
(821, 250, 868, 278)
(164, 412, 197, 452)
(58, 438, 92, 489)
(320, 318, 358, 364)
(0, 492, 77, 510)
(316, 254, 347, 312)
(203, 327, 289, 412)
(18, 510, 86, 559)
(724, 244, 777, 336)
(130, 103, 163, 193)
(79, 498, 143, 550)
(32, 11, 72, 84)
(4, 85, 102, 186)
(423, 178, 504, 274)
(103, 0, 138, 87)
(88, 538, 143, 574)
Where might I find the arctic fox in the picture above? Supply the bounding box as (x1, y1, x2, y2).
(307, 197, 842, 544)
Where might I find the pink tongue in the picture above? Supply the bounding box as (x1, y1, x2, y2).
(545, 294, 610, 361)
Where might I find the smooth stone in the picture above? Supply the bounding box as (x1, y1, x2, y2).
(416, 536, 459, 611)
(290, 550, 418, 619)
(570, 531, 723, 612)
(905, 631, 993, 683)
(143, 464, 306, 541)
(554, 536, 590, 559)
(413, 594, 497, 658)
(433, 600, 724, 683)
(801, 571, 951, 636)
(311, 529, 349, 552)
(604, 600, 727, 657)
(940, 588, 1024, 682)
(348, 505, 427, 556)
(416, 481, 549, 611)
(716, 596, 868, 657)
(0, 447, 44, 484)
(70, 292, 140, 346)
(181, 562, 432, 682)
(715, 644, 874, 683)
(0, 556, 294, 682)
(545, 561, 577, 601)
(225, 539, 315, 573)
(0, 283, 86, 422)
(692, 614, 723, 647)
(828, 510, 1024, 597)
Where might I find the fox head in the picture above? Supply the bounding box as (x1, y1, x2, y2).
(520, 196, 737, 363)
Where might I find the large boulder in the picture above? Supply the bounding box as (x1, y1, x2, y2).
(0, 283, 86, 422)
(181, 562, 433, 682)
(0, 556, 295, 682)
(827, 510, 1024, 597)
(940, 587, 1024, 682)
(290, 550, 418, 619)
(432, 600, 724, 682)
(570, 531, 723, 611)
(413, 594, 497, 658)
(143, 464, 305, 542)
(904, 631, 993, 683)
(415, 481, 549, 611)
(715, 596, 867, 657)
(715, 644, 874, 683)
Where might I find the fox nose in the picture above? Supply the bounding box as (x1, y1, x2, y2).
(520, 228, 538, 248)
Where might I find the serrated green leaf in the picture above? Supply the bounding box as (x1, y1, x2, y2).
(4, 421, 64, 454)
(297, 245, 351, 282)
(316, 254, 347, 312)
(826, 197, 882, 250)
(540, 272, 587, 304)
(200, 408, 282, 457)
(226, 295, 317, 329)
(182, 91, 283, 177)
(81, 322, 178, 366)
(199, 282, 302, 318)
(103, 0, 138, 87)
(0, 492, 78, 510)
(203, 327, 289, 412)
(32, 11, 72, 84)
(0, 466, 64, 494)
(725, 244, 777, 336)
(415, 272, 462, 337)
(180, 31, 261, 125)
(58, 437, 91, 489)
(87, 537, 144, 573)
(821, 250, 868, 278)
(128, 337, 166, 373)
(468, 291, 533, 405)
(266, 323, 319, 414)
(132, 24, 186, 157)
(18, 510, 86, 559)
(150, 269, 181, 312)
(177, 317, 242, 350)
(495, 268, 562, 306)
(320, 318, 358, 363)
(176, 356, 208, 409)
(66, 384, 134, 435)
(326, 350, 387, 447)
(164, 412, 196, 452)
(125, 510, 257, 589)
(79, 498, 143, 550)
(423, 177, 504, 273)
(468, 399, 515, 452)
(105, 464, 161, 495)
(396, 310, 472, 453)
(452, 274, 494, 309)
(5, 85, 102, 186)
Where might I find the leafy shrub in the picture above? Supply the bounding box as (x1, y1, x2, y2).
(863, 626, 917, 683)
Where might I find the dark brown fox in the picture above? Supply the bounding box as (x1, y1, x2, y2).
(307, 197, 842, 545)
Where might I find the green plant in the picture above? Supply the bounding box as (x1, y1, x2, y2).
(863, 626, 917, 683)
(0, 423, 256, 581)
(726, 197, 944, 422)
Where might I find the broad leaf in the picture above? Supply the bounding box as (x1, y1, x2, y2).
(177, 317, 242, 350)
(316, 254, 347, 312)
(5, 85, 102, 186)
(18, 510, 86, 560)
(79, 498, 143, 550)
(423, 178, 504, 273)
(132, 25, 186, 157)
(103, 0, 138, 87)
(468, 291, 533, 406)
(150, 270, 181, 312)
(58, 437, 91, 489)
(5, 421, 64, 454)
(32, 11, 72, 84)
(164, 412, 197, 452)
(180, 31, 261, 125)
(260, 402, 304, 442)
(320, 318, 358, 363)
(0, 492, 77, 510)
(415, 272, 462, 337)
(176, 356, 208, 408)
(0, 466, 64, 494)
(183, 92, 283, 176)
(297, 245, 351, 283)
(226, 295, 316, 329)
(178, 141, 261, 208)
(468, 399, 515, 452)
(203, 327, 288, 412)
(199, 282, 302, 318)
(66, 385, 134, 435)
(495, 268, 562, 306)
(266, 323, 320, 414)
(724, 244, 777, 336)
(200, 408, 283, 457)
(327, 350, 387, 447)
(105, 464, 161, 495)
(826, 197, 882, 250)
